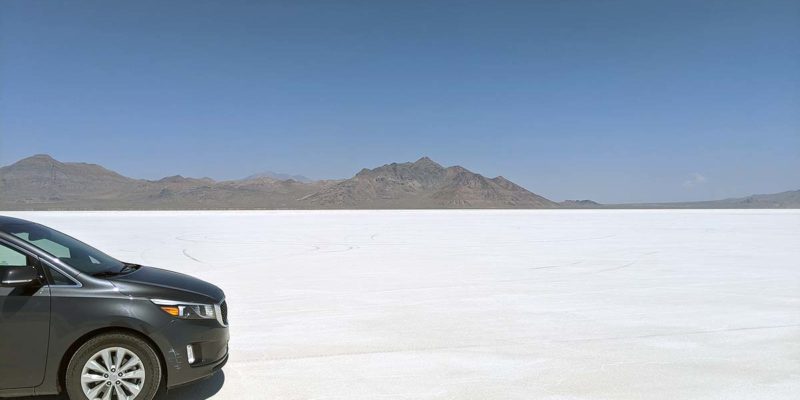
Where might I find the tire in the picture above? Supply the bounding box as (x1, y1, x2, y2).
(65, 332, 162, 400)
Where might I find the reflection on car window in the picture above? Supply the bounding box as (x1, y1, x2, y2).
(0, 242, 28, 267)
(15, 232, 71, 258)
(6, 223, 123, 274)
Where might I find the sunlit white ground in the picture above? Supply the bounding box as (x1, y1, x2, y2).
(10, 210, 800, 400)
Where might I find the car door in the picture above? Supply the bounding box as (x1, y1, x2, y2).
(0, 240, 51, 389)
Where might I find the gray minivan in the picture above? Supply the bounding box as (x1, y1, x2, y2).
(0, 216, 228, 400)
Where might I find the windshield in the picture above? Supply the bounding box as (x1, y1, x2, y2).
(4, 222, 124, 275)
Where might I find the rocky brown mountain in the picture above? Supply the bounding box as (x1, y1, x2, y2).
(299, 157, 557, 208)
(0, 154, 140, 203)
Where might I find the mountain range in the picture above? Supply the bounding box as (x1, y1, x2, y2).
(0, 155, 796, 210)
(0, 155, 557, 210)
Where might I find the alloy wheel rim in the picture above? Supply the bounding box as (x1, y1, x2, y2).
(80, 347, 145, 400)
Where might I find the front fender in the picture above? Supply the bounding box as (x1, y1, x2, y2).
(35, 286, 174, 396)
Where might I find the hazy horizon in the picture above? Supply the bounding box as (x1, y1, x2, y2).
(1, 0, 798, 203)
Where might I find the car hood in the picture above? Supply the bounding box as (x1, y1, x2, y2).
(109, 266, 225, 304)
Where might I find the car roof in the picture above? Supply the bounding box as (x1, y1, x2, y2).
(0, 215, 37, 232)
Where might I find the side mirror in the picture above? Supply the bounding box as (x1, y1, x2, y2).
(0, 266, 40, 287)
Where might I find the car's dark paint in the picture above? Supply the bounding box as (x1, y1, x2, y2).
(0, 256, 50, 390)
(112, 266, 225, 304)
(0, 216, 229, 398)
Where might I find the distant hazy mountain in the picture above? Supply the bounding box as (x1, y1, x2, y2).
(724, 190, 800, 208)
(244, 171, 311, 182)
(612, 190, 800, 209)
(300, 157, 557, 208)
(560, 200, 602, 208)
(0, 154, 555, 210)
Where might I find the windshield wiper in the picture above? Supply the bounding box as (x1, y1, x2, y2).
(119, 263, 142, 274)
(92, 270, 122, 277)
(92, 264, 141, 278)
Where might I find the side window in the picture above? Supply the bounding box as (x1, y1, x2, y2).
(48, 267, 76, 286)
(0, 242, 29, 267)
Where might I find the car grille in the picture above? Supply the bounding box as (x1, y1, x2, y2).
(220, 300, 228, 326)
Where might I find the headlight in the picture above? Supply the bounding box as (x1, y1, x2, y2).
(151, 299, 216, 320)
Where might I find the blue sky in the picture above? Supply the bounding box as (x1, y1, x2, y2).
(1, 0, 798, 203)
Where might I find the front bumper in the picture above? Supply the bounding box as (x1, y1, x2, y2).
(171, 352, 229, 389)
(152, 318, 230, 388)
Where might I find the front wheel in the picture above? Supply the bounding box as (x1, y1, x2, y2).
(65, 332, 162, 400)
